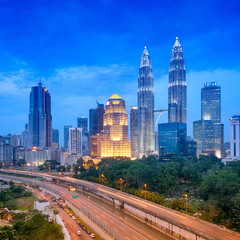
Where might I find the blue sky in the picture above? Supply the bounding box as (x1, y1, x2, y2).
(0, 0, 239, 145)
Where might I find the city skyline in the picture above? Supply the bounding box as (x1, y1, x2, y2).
(0, 0, 240, 145)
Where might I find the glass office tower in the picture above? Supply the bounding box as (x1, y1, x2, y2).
(193, 82, 223, 157)
(158, 122, 187, 157)
(29, 82, 52, 148)
(138, 46, 154, 158)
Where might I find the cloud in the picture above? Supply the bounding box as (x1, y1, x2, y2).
(0, 69, 36, 96)
(0, 64, 239, 143)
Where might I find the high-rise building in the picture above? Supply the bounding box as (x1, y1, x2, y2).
(193, 82, 223, 157)
(101, 93, 131, 158)
(89, 103, 105, 137)
(193, 120, 203, 156)
(138, 46, 154, 158)
(11, 135, 20, 147)
(77, 116, 89, 156)
(230, 116, 240, 159)
(168, 37, 187, 124)
(97, 103, 104, 134)
(64, 125, 72, 150)
(201, 82, 221, 122)
(158, 122, 187, 157)
(77, 116, 88, 134)
(89, 109, 98, 136)
(130, 106, 138, 158)
(21, 130, 30, 148)
(52, 129, 59, 149)
(222, 116, 240, 164)
(29, 82, 52, 148)
(68, 128, 82, 155)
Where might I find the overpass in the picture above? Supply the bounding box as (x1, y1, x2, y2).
(1, 169, 240, 240)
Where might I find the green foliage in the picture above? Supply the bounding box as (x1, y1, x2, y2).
(56, 165, 66, 172)
(73, 155, 240, 231)
(17, 159, 26, 167)
(38, 160, 60, 171)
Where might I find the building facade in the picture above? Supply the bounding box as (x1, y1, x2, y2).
(29, 82, 52, 148)
(52, 129, 59, 149)
(64, 125, 72, 151)
(201, 82, 221, 122)
(25, 147, 51, 166)
(101, 94, 131, 158)
(158, 122, 187, 157)
(77, 116, 88, 134)
(230, 116, 240, 160)
(138, 46, 154, 158)
(68, 128, 82, 156)
(89, 109, 98, 136)
(168, 37, 187, 124)
(193, 82, 223, 157)
(130, 106, 138, 159)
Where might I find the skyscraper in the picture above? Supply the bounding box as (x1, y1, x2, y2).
(97, 103, 104, 134)
(29, 82, 52, 148)
(193, 82, 223, 157)
(201, 82, 221, 122)
(77, 116, 88, 134)
(64, 125, 72, 150)
(89, 109, 98, 136)
(101, 93, 131, 158)
(130, 106, 138, 158)
(68, 128, 82, 155)
(77, 116, 89, 156)
(168, 37, 187, 124)
(89, 103, 105, 137)
(52, 129, 59, 149)
(138, 46, 154, 158)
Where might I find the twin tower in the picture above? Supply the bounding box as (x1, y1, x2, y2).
(137, 37, 186, 158)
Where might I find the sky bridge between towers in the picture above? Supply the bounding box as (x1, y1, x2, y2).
(154, 109, 168, 127)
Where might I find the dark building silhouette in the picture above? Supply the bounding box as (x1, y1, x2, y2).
(29, 82, 52, 148)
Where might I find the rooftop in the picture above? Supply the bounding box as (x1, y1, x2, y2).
(230, 115, 240, 120)
(109, 93, 122, 100)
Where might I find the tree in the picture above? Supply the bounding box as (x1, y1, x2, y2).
(56, 165, 66, 172)
(17, 159, 26, 167)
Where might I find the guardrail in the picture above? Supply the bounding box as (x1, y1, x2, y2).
(0, 174, 125, 240)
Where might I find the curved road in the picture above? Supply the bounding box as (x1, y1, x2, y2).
(2, 170, 240, 240)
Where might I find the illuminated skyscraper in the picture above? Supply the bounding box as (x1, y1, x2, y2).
(29, 82, 52, 148)
(168, 37, 187, 123)
(201, 82, 221, 122)
(130, 106, 138, 158)
(193, 82, 223, 157)
(101, 93, 131, 158)
(138, 46, 154, 158)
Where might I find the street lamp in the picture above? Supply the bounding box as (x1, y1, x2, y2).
(144, 184, 147, 199)
(184, 193, 188, 214)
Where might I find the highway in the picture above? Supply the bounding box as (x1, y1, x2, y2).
(0, 172, 155, 240)
(2, 169, 240, 240)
